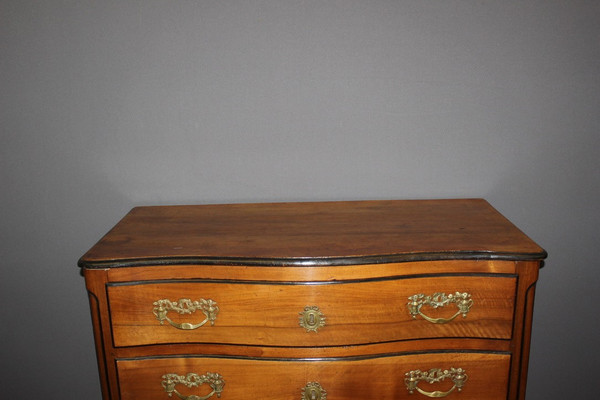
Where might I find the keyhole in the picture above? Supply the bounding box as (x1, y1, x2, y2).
(302, 382, 325, 400)
(299, 306, 325, 332)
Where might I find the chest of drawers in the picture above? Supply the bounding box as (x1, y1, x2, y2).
(79, 199, 546, 400)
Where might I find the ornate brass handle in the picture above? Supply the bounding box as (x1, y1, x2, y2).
(153, 298, 219, 330)
(162, 372, 224, 400)
(405, 368, 467, 397)
(407, 292, 473, 324)
(301, 382, 327, 400)
(299, 306, 326, 332)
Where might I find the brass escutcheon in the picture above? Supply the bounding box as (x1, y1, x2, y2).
(299, 306, 326, 332)
(302, 382, 327, 400)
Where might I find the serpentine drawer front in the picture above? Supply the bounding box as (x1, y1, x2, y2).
(79, 199, 546, 400)
(117, 352, 511, 400)
(108, 275, 516, 347)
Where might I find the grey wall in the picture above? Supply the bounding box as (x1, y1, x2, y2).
(1, 1, 598, 398)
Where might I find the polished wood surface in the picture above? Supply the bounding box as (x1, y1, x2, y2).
(109, 274, 516, 347)
(79, 199, 546, 267)
(117, 352, 511, 400)
(80, 199, 546, 400)
(105, 259, 518, 282)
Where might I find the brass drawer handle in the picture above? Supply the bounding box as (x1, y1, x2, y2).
(153, 298, 219, 330)
(299, 306, 326, 332)
(162, 372, 224, 399)
(407, 292, 473, 324)
(405, 368, 467, 398)
(302, 382, 327, 400)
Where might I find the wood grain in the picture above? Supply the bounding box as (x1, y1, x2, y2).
(79, 199, 546, 267)
(108, 275, 516, 347)
(106, 259, 517, 282)
(117, 352, 511, 400)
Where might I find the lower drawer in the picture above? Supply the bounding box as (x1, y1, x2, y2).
(117, 351, 510, 399)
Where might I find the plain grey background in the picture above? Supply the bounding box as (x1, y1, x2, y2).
(1, 1, 598, 398)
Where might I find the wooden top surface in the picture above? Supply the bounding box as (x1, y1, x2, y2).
(78, 199, 546, 268)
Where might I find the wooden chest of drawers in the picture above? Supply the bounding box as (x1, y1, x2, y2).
(79, 199, 546, 400)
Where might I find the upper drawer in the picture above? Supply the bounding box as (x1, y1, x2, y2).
(117, 351, 511, 400)
(108, 275, 516, 347)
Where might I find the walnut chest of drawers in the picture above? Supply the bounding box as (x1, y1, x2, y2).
(79, 199, 546, 400)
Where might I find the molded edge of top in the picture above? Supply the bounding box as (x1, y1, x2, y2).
(78, 249, 547, 269)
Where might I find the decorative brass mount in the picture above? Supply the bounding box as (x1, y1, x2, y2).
(405, 368, 467, 398)
(153, 298, 219, 330)
(407, 292, 473, 324)
(301, 382, 327, 400)
(299, 306, 326, 332)
(161, 372, 224, 400)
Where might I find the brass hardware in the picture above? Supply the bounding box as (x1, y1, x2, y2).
(407, 292, 473, 324)
(302, 382, 327, 400)
(153, 298, 219, 330)
(162, 372, 224, 400)
(299, 306, 326, 332)
(405, 368, 467, 398)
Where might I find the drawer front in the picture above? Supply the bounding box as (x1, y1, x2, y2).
(108, 275, 516, 347)
(117, 352, 510, 400)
